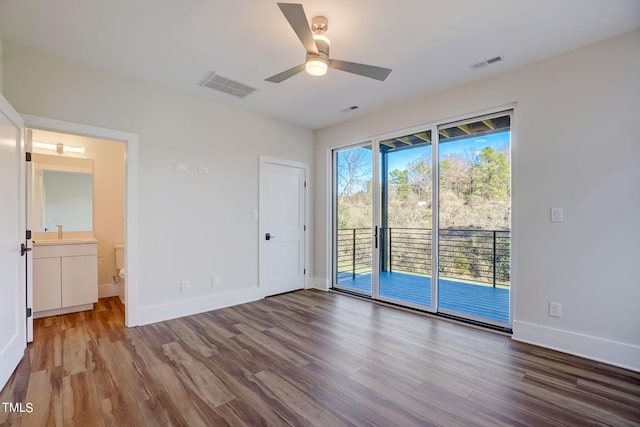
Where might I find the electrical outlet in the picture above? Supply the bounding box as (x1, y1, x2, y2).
(549, 301, 562, 317)
(211, 276, 220, 287)
(180, 280, 190, 292)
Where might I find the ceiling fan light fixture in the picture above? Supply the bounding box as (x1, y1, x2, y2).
(265, 4, 392, 83)
(312, 34, 330, 47)
(306, 56, 328, 76)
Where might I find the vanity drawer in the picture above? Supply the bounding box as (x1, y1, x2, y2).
(33, 243, 97, 258)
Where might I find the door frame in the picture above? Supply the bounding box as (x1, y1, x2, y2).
(258, 156, 309, 297)
(22, 114, 140, 327)
(25, 129, 34, 342)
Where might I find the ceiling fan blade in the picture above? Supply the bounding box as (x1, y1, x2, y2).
(265, 63, 306, 83)
(329, 59, 392, 81)
(277, 3, 318, 54)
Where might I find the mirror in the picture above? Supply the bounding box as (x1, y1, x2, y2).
(32, 154, 94, 232)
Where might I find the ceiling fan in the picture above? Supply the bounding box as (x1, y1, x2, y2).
(265, 3, 392, 83)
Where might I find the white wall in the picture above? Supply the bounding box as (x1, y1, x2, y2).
(0, 38, 3, 95)
(3, 41, 314, 323)
(89, 138, 125, 288)
(314, 30, 640, 371)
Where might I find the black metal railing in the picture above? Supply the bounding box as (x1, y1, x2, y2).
(337, 227, 510, 287)
(438, 229, 510, 287)
(336, 228, 373, 278)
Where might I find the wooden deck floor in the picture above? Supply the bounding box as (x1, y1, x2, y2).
(337, 271, 510, 323)
(1, 291, 639, 426)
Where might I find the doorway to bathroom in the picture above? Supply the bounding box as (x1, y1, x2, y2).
(24, 115, 138, 341)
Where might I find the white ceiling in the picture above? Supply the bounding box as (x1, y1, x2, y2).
(1, 0, 639, 130)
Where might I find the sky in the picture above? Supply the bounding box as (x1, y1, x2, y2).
(336, 130, 510, 193)
(388, 131, 510, 171)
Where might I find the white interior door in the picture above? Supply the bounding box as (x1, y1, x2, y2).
(0, 95, 27, 391)
(260, 158, 307, 296)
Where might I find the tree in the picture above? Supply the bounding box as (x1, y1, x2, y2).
(337, 148, 370, 199)
(337, 148, 373, 229)
(471, 147, 510, 200)
(389, 168, 409, 200)
(407, 158, 431, 200)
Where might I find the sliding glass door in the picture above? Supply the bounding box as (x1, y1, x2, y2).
(377, 131, 433, 310)
(334, 143, 373, 294)
(333, 111, 512, 328)
(437, 114, 511, 325)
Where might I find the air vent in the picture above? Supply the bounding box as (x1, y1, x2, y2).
(470, 55, 503, 70)
(200, 72, 257, 98)
(341, 105, 359, 113)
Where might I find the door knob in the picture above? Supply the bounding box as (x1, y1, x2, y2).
(265, 233, 276, 241)
(21, 243, 32, 256)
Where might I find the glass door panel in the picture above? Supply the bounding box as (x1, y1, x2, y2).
(437, 113, 512, 326)
(377, 131, 433, 309)
(334, 144, 373, 294)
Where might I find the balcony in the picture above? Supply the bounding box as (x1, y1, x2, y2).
(336, 228, 510, 323)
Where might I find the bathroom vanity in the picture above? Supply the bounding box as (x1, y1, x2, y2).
(32, 239, 98, 318)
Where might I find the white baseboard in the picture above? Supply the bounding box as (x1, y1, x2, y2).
(34, 303, 93, 319)
(137, 287, 263, 326)
(99, 283, 119, 298)
(512, 320, 640, 372)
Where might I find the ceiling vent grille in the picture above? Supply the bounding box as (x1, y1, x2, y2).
(470, 55, 503, 70)
(200, 72, 257, 98)
(341, 105, 359, 113)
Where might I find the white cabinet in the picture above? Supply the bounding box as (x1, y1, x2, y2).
(33, 241, 98, 318)
(61, 255, 98, 307)
(33, 257, 62, 312)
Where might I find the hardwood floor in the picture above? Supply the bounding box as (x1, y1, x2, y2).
(1, 290, 639, 426)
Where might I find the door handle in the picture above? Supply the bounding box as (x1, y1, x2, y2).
(21, 243, 32, 256)
(374, 226, 378, 249)
(265, 233, 276, 241)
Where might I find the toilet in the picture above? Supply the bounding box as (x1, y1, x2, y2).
(114, 244, 125, 303)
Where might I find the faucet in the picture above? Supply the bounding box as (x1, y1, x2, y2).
(56, 225, 63, 240)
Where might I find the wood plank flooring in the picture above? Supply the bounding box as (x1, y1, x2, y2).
(1, 290, 639, 426)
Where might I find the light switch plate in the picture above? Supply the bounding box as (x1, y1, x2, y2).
(176, 163, 189, 172)
(551, 207, 563, 222)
